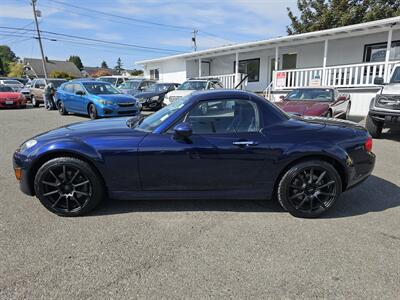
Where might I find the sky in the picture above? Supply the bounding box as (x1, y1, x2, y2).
(0, 0, 298, 70)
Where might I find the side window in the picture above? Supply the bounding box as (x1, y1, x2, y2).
(167, 85, 176, 92)
(117, 78, 124, 85)
(183, 99, 260, 134)
(64, 84, 74, 93)
(73, 84, 85, 94)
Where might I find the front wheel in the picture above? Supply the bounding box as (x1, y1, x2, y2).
(58, 100, 68, 115)
(277, 160, 342, 218)
(88, 104, 98, 120)
(31, 96, 39, 107)
(34, 157, 104, 216)
(365, 114, 383, 138)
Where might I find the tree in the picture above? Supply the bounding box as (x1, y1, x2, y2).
(0, 45, 18, 75)
(286, 0, 400, 35)
(68, 55, 84, 70)
(91, 69, 112, 77)
(100, 61, 108, 69)
(130, 69, 144, 76)
(49, 70, 75, 80)
(114, 57, 123, 74)
(7, 62, 24, 77)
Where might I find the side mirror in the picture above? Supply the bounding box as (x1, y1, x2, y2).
(173, 122, 192, 138)
(279, 95, 285, 101)
(76, 90, 85, 96)
(374, 77, 384, 85)
(337, 94, 350, 101)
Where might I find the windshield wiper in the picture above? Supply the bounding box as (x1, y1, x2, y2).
(126, 115, 145, 128)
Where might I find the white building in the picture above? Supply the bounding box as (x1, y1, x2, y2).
(137, 17, 400, 118)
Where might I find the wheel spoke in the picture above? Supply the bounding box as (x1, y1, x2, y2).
(309, 168, 314, 183)
(314, 196, 327, 208)
(309, 197, 314, 212)
(66, 197, 70, 211)
(69, 170, 80, 183)
(289, 191, 304, 200)
(49, 169, 60, 183)
(51, 195, 63, 208)
(42, 180, 59, 187)
(70, 196, 82, 208)
(75, 190, 89, 196)
(62, 165, 67, 181)
(316, 181, 335, 190)
(315, 171, 326, 184)
(73, 180, 90, 188)
(319, 192, 335, 197)
(43, 190, 59, 197)
(295, 196, 309, 209)
(290, 184, 303, 190)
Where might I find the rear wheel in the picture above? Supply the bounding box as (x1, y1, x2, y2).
(34, 157, 104, 216)
(344, 103, 351, 120)
(58, 100, 67, 115)
(88, 104, 98, 120)
(366, 114, 383, 138)
(31, 96, 39, 107)
(277, 160, 342, 218)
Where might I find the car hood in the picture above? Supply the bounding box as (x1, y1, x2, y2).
(166, 90, 194, 97)
(32, 117, 145, 142)
(94, 93, 137, 103)
(0, 92, 22, 99)
(119, 88, 140, 95)
(134, 91, 162, 98)
(380, 83, 400, 95)
(276, 100, 330, 116)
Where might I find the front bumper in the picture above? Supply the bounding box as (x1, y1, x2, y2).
(13, 151, 35, 196)
(98, 104, 140, 117)
(369, 108, 400, 123)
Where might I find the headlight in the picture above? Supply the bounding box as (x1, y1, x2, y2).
(98, 99, 114, 105)
(150, 96, 159, 101)
(20, 139, 37, 151)
(137, 98, 147, 103)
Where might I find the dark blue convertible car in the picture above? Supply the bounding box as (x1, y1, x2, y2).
(13, 90, 375, 218)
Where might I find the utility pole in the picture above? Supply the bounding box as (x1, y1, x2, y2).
(192, 29, 198, 52)
(31, 0, 48, 79)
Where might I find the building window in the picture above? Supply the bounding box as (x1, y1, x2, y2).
(233, 58, 260, 82)
(150, 69, 159, 80)
(363, 40, 400, 62)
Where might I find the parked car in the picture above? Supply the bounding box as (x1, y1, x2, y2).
(164, 78, 223, 105)
(0, 79, 24, 92)
(0, 85, 26, 108)
(30, 78, 67, 107)
(117, 79, 157, 96)
(366, 64, 400, 138)
(13, 90, 375, 218)
(55, 80, 141, 119)
(12, 78, 30, 85)
(276, 87, 351, 119)
(97, 76, 131, 87)
(134, 82, 179, 110)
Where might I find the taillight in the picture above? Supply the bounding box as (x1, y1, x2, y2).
(364, 136, 373, 152)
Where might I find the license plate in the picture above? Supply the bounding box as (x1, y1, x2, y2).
(5, 101, 14, 105)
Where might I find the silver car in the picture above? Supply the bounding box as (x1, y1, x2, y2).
(0, 79, 24, 92)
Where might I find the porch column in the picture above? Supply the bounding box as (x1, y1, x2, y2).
(384, 28, 393, 82)
(322, 39, 328, 85)
(198, 58, 202, 77)
(274, 46, 279, 86)
(235, 52, 239, 87)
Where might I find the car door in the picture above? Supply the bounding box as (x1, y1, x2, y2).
(72, 83, 88, 113)
(138, 98, 270, 191)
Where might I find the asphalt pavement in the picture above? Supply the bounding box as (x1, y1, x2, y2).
(0, 106, 399, 299)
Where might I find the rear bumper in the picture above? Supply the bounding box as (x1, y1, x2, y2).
(345, 150, 376, 190)
(0, 101, 26, 108)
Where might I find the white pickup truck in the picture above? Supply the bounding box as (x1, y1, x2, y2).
(366, 64, 400, 138)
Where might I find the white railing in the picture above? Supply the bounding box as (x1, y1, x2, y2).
(273, 61, 399, 89)
(197, 73, 248, 89)
(263, 81, 274, 101)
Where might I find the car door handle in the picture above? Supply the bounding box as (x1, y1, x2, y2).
(232, 141, 258, 147)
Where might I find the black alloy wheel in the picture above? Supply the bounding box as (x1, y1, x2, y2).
(277, 160, 342, 218)
(88, 104, 98, 120)
(58, 101, 67, 115)
(34, 157, 104, 216)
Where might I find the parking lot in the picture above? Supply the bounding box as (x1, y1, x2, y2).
(0, 106, 399, 299)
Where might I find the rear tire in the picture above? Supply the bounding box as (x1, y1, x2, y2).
(365, 114, 383, 138)
(34, 157, 104, 217)
(277, 160, 342, 218)
(31, 96, 39, 107)
(88, 104, 98, 120)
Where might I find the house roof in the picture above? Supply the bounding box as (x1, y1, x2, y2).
(82, 66, 119, 75)
(136, 16, 400, 65)
(23, 58, 82, 78)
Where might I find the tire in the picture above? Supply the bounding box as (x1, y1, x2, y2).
(326, 110, 332, 118)
(88, 103, 98, 120)
(31, 96, 39, 107)
(365, 114, 383, 138)
(34, 157, 104, 217)
(58, 100, 67, 115)
(277, 160, 342, 218)
(344, 103, 351, 120)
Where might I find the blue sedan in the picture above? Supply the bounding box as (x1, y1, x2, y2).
(55, 81, 140, 119)
(13, 90, 375, 218)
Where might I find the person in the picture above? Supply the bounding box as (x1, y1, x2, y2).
(43, 82, 56, 110)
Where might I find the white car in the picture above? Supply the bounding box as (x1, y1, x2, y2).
(164, 79, 223, 105)
(97, 76, 132, 87)
(0, 79, 24, 92)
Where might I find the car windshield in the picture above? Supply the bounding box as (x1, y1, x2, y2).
(83, 82, 121, 95)
(98, 77, 117, 85)
(390, 67, 400, 83)
(119, 81, 140, 89)
(0, 86, 13, 92)
(177, 81, 207, 90)
(285, 89, 333, 101)
(3, 80, 22, 85)
(134, 95, 191, 132)
(48, 80, 66, 88)
(144, 83, 170, 93)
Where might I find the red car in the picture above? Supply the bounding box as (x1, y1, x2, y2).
(276, 87, 351, 119)
(0, 85, 26, 108)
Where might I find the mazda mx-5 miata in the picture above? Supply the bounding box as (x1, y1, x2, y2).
(13, 90, 375, 218)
